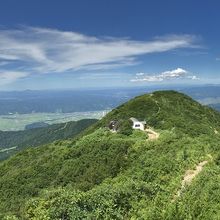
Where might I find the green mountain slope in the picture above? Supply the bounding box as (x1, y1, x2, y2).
(0, 119, 98, 161)
(1, 91, 220, 219)
(84, 90, 220, 136)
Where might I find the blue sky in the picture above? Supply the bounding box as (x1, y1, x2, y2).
(0, 0, 220, 90)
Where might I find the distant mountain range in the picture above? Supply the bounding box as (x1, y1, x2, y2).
(1, 85, 220, 115)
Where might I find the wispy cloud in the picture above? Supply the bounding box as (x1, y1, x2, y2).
(0, 71, 29, 85)
(0, 26, 198, 84)
(216, 57, 220, 61)
(131, 68, 199, 82)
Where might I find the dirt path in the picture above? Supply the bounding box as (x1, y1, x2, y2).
(0, 146, 17, 153)
(214, 129, 218, 134)
(54, 122, 68, 132)
(181, 161, 208, 186)
(173, 160, 208, 201)
(145, 128, 159, 140)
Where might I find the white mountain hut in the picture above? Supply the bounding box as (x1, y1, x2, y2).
(130, 117, 146, 131)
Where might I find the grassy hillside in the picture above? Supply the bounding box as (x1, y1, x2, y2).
(0, 119, 98, 161)
(1, 91, 220, 219)
(84, 90, 220, 136)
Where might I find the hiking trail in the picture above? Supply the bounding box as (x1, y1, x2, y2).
(172, 157, 212, 202)
(145, 127, 159, 140)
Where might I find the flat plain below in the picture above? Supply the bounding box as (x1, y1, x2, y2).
(0, 110, 108, 131)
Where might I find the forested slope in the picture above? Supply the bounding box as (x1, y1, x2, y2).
(0, 119, 97, 161)
(1, 91, 220, 219)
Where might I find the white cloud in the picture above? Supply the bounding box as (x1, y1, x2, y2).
(0, 71, 29, 85)
(136, 72, 145, 76)
(131, 68, 199, 82)
(187, 75, 199, 80)
(0, 27, 197, 84)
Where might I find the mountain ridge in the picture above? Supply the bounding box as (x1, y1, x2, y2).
(1, 90, 220, 219)
(83, 90, 220, 137)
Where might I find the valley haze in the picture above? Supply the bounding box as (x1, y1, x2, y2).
(1, 85, 220, 131)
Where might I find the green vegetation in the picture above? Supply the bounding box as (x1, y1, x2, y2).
(0, 119, 98, 161)
(1, 91, 220, 219)
(0, 129, 133, 217)
(84, 90, 220, 137)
